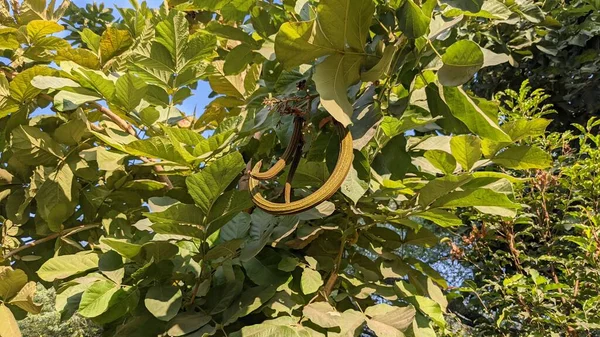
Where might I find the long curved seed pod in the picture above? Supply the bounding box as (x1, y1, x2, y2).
(250, 116, 304, 180)
(249, 122, 353, 215)
(284, 137, 304, 203)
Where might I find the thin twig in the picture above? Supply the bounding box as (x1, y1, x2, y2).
(2, 223, 101, 260)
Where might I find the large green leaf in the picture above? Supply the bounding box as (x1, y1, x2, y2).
(35, 164, 78, 232)
(38, 252, 100, 282)
(302, 302, 342, 328)
(492, 146, 551, 169)
(112, 73, 147, 113)
(100, 238, 142, 259)
(424, 150, 456, 175)
(397, 0, 430, 39)
(123, 137, 194, 165)
(206, 190, 254, 235)
(450, 135, 481, 171)
(0, 267, 27, 300)
(167, 311, 212, 337)
(301, 268, 323, 295)
(442, 0, 483, 13)
(11, 125, 64, 165)
(274, 18, 334, 68)
(9, 65, 56, 102)
(442, 87, 511, 142)
(438, 41, 484, 86)
(314, 54, 363, 126)
(144, 285, 183, 321)
(316, 0, 375, 51)
(431, 189, 521, 209)
(99, 27, 132, 63)
(78, 281, 120, 318)
(418, 175, 473, 207)
(186, 152, 246, 214)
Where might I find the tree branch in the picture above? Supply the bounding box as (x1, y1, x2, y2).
(2, 223, 101, 260)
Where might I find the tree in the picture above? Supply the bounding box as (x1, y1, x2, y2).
(0, 0, 560, 336)
(448, 82, 600, 336)
(468, 0, 600, 131)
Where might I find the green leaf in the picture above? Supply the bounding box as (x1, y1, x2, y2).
(56, 47, 101, 69)
(397, 0, 430, 39)
(155, 12, 189, 72)
(424, 150, 456, 175)
(413, 295, 445, 328)
(341, 166, 369, 204)
(167, 311, 212, 337)
(492, 146, 551, 169)
(450, 135, 481, 171)
(274, 20, 332, 69)
(38, 252, 100, 282)
(78, 280, 119, 318)
(9, 65, 56, 102)
(98, 251, 125, 284)
(404, 227, 438, 247)
(80, 28, 101, 53)
(431, 189, 521, 209)
(362, 44, 400, 82)
(205, 190, 254, 236)
(100, 27, 132, 63)
(100, 238, 142, 259)
(186, 152, 246, 214)
(124, 137, 194, 165)
(232, 317, 318, 337)
(161, 126, 205, 147)
(515, 0, 544, 23)
(145, 203, 205, 228)
(418, 175, 473, 207)
(301, 268, 323, 295)
(0, 267, 27, 300)
(205, 21, 258, 47)
(442, 0, 483, 12)
(53, 89, 101, 111)
(30, 75, 79, 90)
(414, 209, 462, 227)
(145, 285, 183, 321)
(112, 73, 147, 112)
(35, 164, 78, 232)
(302, 302, 342, 328)
(365, 303, 415, 331)
(438, 41, 484, 86)
(367, 319, 405, 337)
(193, 130, 235, 157)
(0, 304, 21, 337)
(26, 20, 63, 41)
(11, 125, 63, 165)
(314, 54, 363, 127)
(442, 87, 511, 142)
(316, 0, 375, 51)
(502, 118, 551, 142)
(224, 44, 255, 75)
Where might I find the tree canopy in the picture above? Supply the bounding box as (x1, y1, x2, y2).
(0, 0, 597, 336)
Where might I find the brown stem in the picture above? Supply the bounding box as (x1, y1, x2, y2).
(323, 235, 347, 298)
(2, 223, 101, 260)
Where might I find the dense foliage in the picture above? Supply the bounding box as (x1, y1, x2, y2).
(470, 0, 600, 130)
(0, 0, 593, 336)
(449, 83, 600, 336)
